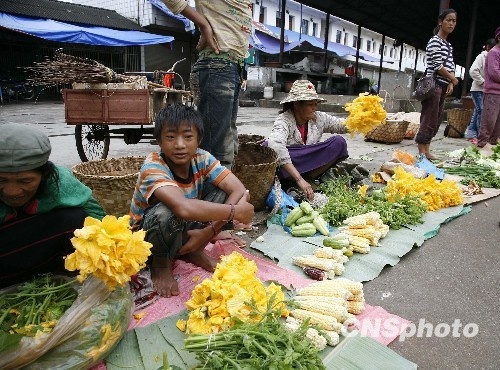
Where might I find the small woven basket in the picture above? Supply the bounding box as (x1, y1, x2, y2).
(233, 143, 278, 212)
(445, 108, 473, 138)
(238, 134, 265, 145)
(404, 122, 420, 140)
(72, 156, 145, 216)
(365, 120, 410, 144)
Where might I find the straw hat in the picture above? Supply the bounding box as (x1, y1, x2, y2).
(280, 80, 327, 104)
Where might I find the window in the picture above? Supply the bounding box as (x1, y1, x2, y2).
(372, 41, 376, 53)
(366, 40, 371, 52)
(301, 19, 309, 34)
(379, 44, 383, 55)
(384, 45, 387, 56)
(288, 15, 294, 30)
(312, 22, 318, 37)
(344, 33, 348, 45)
(390, 48, 394, 58)
(276, 11, 282, 27)
(259, 6, 265, 24)
(336, 30, 342, 43)
(352, 35, 358, 48)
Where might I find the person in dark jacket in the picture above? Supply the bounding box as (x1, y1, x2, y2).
(0, 124, 105, 288)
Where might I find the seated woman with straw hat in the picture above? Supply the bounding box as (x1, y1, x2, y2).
(265, 79, 349, 201)
(0, 124, 105, 288)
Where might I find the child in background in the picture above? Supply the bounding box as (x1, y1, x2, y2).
(129, 104, 254, 297)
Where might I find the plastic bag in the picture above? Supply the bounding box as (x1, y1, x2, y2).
(266, 185, 299, 211)
(0, 276, 133, 370)
(392, 150, 416, 166)
(415, 155, 445, 180)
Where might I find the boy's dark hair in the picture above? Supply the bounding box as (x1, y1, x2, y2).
(154, 104, 204, 141)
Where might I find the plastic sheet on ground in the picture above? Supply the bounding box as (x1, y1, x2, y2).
(96, 241, 411, 370)
(251, 205, 471, 283)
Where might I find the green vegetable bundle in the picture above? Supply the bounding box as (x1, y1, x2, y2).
(184, 300, 325, 369)
(319, 176, 427, 229)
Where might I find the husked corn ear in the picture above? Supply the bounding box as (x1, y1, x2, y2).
(305, 327, 328, 351)
(322, 330, 340, 346)
(328, 278, 364, 295)
(347, 235, 371, 253)
(294, 301, 349, 323)
(302, 266, 327, 281)
(343, 313, 359, 327)
(347, 293, 365, 302)
(347, 300, 365, 314)
(344, 212, 381, 226)
(293, 295, 348, 307)
(313, 247, 344, 260)
(377, 223, 390, 238)
(296, 285, 353, 300)
(290, 309, 342, 332)
(292, 255, 336, 271)
(340, 226, 382, 246)
(331, 262, 345, 276)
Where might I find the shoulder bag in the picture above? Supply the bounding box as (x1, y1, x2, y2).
(413, 46, 451, 101)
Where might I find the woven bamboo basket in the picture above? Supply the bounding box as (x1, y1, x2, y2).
(404, 122, 420, 139)
(72, 156, 145, 216)
(365, 120, 410, 144)
(238, 134, 265, 145)
(445, 108, 473, 138)
(233, 143, 278, 212)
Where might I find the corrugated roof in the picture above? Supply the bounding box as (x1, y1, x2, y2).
(0, 0, 144, 31)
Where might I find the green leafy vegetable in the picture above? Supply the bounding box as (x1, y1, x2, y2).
(184, 298, 325, 370)
(318, 176, 427, 229)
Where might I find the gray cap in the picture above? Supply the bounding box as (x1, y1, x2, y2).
(0, 124, 51, 172)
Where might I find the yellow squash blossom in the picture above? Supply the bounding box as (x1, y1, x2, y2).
(344, 93, 387, 135)
(182, 252, 288, 334)
(385, 167, 463, 211)
(65, 215, 152, 290)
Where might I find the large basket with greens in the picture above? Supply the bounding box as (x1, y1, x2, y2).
(365, 120, 410, 144)
(233, 142, 278, 212)
(72, 156, 145, 216)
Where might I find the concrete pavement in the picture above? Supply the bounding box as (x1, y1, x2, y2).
(1, 100, 499, 369)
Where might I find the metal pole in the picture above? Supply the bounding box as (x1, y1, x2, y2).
(354, 25, 361, 79)
(398, 43, 404, 72)
(323, 13, 330, 72)
(463, 0, 478, 97)
(377, 35, 385, 94)
(279, 0, 287, 64)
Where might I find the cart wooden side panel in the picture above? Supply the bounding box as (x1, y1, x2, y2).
(63, 89, 153, 125)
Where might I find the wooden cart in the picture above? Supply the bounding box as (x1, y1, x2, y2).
(63, 86, 191, 162)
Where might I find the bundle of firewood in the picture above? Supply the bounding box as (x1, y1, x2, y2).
(25, 50, 131, 85)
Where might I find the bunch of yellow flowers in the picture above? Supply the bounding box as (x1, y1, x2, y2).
(65, 215, 152, 289)
(344, 92, 387, 135)
(177, 252, 289, 334)
(385, 167, 464, 211)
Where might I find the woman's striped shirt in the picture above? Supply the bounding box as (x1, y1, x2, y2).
(425, 34, 455, 87)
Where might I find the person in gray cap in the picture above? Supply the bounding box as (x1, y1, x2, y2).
(0, 123, 105, 288)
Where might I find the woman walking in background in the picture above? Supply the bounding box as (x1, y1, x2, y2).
(415, 9, 459, 160)
(465, 38, 497, 144)
(476, 26, 500, 152)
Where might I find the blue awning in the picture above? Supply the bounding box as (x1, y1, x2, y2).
(0, 12, 174, 46)
(262, 23, 381, 62)
(148, 0, 194, 32)
(251, 31, 300, 54)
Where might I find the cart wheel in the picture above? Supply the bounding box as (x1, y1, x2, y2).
(75, 125, 110, 162)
